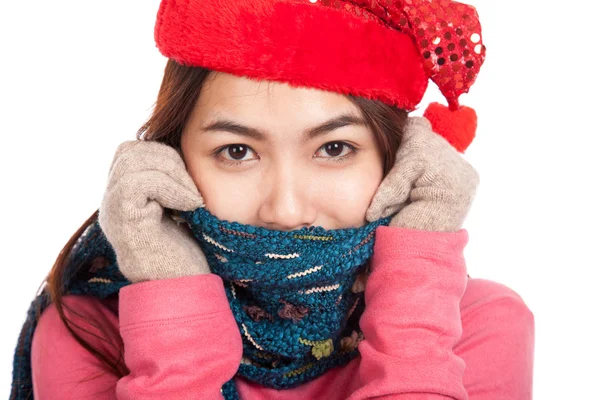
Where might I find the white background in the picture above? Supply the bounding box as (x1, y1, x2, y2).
(1, 1, 598, 398)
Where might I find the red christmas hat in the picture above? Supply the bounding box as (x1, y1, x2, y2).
(154, 0, 486, 153)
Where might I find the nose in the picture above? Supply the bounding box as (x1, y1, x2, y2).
(258, 163, 317, 231)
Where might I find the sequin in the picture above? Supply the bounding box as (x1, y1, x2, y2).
(303, 0, 486, 109)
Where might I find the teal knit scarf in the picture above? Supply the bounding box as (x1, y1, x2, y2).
(11, 207, 390, 400)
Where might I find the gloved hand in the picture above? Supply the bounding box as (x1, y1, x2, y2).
(366, 116, 480, 232)
(98, 140, 210, 283)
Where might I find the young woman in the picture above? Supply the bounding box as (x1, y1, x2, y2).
(11, 1, 535, 399)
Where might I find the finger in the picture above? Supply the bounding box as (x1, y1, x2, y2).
(160, 214, 211, 272)
(107, 141, 202, 200)
(365, 149, 422, 221)
(405, 115, 434, 135)
(107, 140, 179, 176)
(109, 140, 139, 171)
(119, 170, 205, 212)
(111, 140, 185, 173)
(365, 117, 438, 222)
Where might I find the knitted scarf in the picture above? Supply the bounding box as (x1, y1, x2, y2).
(11, 207, 390, 400)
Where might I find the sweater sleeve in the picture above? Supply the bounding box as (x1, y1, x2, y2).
(347, 225, 470, 400)
(31, 273, 242, 400)
(457, 278, 535, 399)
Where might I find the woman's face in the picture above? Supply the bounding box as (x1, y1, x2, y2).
(181, 72, 384, 231)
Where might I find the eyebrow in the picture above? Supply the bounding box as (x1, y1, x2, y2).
(199, 113, 367, 143)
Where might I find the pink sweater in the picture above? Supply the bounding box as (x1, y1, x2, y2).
(31, 226, 535, 399)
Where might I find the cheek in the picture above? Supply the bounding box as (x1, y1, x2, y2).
(312, 160, 384, 227)
(187, 161, 261, 223)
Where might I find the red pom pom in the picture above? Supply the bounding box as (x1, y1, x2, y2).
(423, 102, 478, 153)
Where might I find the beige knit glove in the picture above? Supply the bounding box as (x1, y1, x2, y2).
(366, 116, 480, 232)
(98, 140, 210, 283)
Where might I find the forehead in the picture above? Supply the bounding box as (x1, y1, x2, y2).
(194, 72, 362, 126)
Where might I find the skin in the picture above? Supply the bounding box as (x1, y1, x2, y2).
(181, 71, 384, 231)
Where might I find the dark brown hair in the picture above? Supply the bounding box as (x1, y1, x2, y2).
(43, 59, 409, 378)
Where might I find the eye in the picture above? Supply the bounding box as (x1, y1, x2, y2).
(216, 144, 258, 165)
(315, 141, 357, 161)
